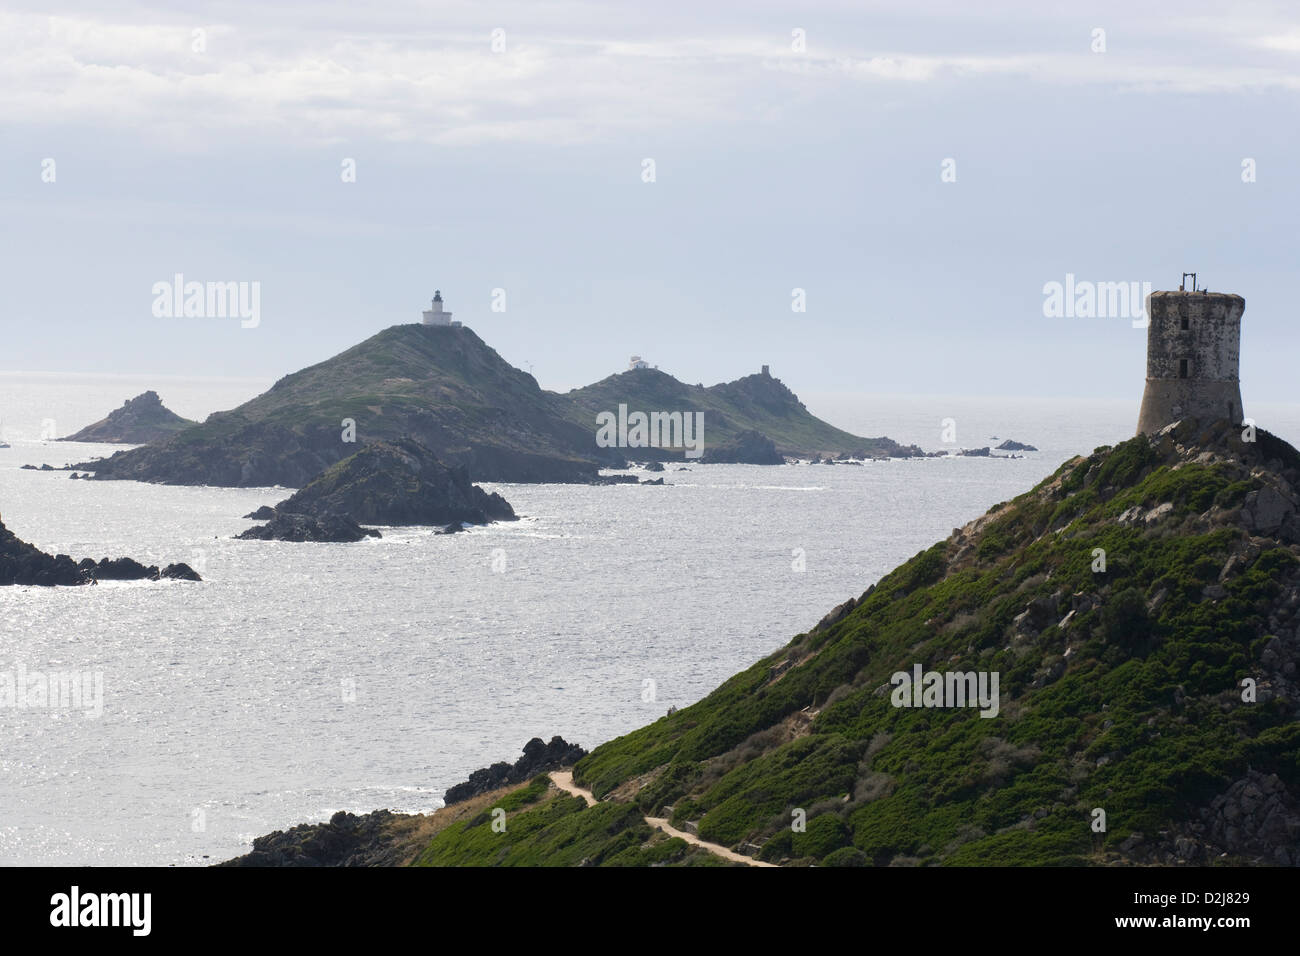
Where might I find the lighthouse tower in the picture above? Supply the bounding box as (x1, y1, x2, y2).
(1136, 275, 1245, 436)
(422, 291, 454, 326)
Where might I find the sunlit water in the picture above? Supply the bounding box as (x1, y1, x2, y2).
(2, 374, 1298, 865)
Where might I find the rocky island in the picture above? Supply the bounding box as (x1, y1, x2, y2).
(69, 324, 921, 486)
(57, 390, 196, 444)
(236, 437, 516, 541)
(565, 364, 923, 463)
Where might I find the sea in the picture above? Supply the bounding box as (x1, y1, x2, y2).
(2, 372, 1298, 866)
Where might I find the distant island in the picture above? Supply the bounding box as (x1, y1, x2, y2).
(57, 390, 195, 444)
(69, 324, 922, 488)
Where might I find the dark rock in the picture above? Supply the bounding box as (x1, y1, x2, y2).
(236, 512, 381, 543)
(217, 809, 410, 867)
(159, 563, 202, 581)
(996, 439, 1038, 452)
(813, 596, 858, 634)
(243, 505, 276, 520)
(591, 474, 640, 485)
(644, 461, 665, 472)
(443, 736, 588, 805)
(268, 438, 516, 528)
(704, 430, 783, 465)
(91, 557, 155, 580)
(641, 477, 665, 485)
(0, 515, 200, 586)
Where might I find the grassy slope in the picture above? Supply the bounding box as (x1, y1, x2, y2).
(411, 776, 728, 866)
(563, 368, 914, 459)
(415, 420, 1300, 866)
(79, 327, 921, 483)
(78, 325, 601, 484)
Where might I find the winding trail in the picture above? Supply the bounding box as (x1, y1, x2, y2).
(548, 771, 777, 868)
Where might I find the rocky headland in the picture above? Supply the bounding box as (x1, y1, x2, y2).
(229, 417, 1300, 866)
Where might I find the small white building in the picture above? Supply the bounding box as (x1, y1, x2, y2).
(629, 355, 650, 370)
(422, 291, 460, 326)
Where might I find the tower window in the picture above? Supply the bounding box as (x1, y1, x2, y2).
(1179, 359, 1189, 379)
(1180, 317, 1189, 330)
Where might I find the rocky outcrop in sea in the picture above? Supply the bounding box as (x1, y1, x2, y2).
(57, 390, 195, 444)
(236, 438, 516, 540)
(235, 512, 381, 543)
(0, 515, 201, 586)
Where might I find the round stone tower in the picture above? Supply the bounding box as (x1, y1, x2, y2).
(1136, 286, 1245, 436)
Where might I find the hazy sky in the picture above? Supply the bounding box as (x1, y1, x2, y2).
(2, 1, 1297, 403)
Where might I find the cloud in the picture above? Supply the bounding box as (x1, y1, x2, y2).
(1, 7, 1298, 149)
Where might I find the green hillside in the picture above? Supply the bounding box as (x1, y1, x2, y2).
(76, 325, 608, 486)
(564, 367, 919, 460)
(411, 418, 1300, 866)
(74, 326, 919, 487)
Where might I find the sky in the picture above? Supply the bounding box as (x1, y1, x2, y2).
(1, 0, 1297, 404)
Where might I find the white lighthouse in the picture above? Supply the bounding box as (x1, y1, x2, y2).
(422, 290, 458, 326)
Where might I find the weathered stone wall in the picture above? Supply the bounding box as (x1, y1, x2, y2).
(1136, 291, 1245, 435)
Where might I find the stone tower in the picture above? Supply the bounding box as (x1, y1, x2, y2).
(1136, 278, 1245, 436)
